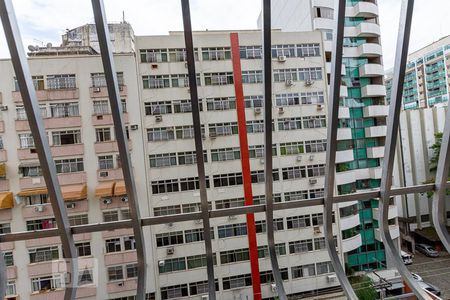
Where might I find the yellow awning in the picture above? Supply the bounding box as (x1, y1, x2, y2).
(114, 180, 127, 196)
(0, 192, 13, 209)
(95, 181, 115, 198)
(17, 187, 48, 197)
(0, 163, 6, 178)
(62, 184, 87, 202)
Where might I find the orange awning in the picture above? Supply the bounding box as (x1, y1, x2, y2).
(0, 163, 5, 178)
(62, 184, 87, 201)
(114, 180, 127, 196)
(17, 187, 48, 197)
(95, 181, 115, 198)
(0, 192, 13, 209)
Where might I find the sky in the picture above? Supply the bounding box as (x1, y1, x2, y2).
(0, 0, 449, 70)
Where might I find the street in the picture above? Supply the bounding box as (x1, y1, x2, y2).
(407, 251, 450, 299)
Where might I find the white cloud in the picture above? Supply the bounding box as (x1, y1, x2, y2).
(0, 0, 448, 71)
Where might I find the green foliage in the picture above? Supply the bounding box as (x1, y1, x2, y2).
(429, 132, 443, 172)
(350, 275, 378, 300)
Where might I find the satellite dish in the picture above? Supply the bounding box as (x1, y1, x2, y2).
(27, 45, 36, 51)
(46, 42, 52, 48)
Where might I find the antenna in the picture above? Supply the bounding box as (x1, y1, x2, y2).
(122, 11, 125, 23)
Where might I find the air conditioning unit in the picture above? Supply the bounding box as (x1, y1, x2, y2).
(313, 226, 321, 234)
(121, 196, 128, 202)
(155, 115, 163, 122)
(309, 178, 318, 185)
(296, 155, 302, 162)
(309, 155, 314, 161)
(151, 64, 158, 69)
(259, 158, 265, 164)
(93, 87, 101, 93)
(0, 105, 8, 111)
(277, 55, 287, 62)
(285, 79, 294, 86)
(166, 247, 175, 255)
(271, 283, 277, 293)
(228, 215, 237, 221)
(195, 219, 202, 224)
(209, 132, 217, 139)
(254, 107, 262, 115)
(305, 80, 314, 86)
(158, 260, 165, 267)
(278, 107, 284, 114)
(103, 198, 112, 205)
(317, 104, 324, 110)
(130, 124, 139, 130)
(327, 274, 337, 283)
(66, 203, 76, 209)
(99, 171, 109, 178)
(35, 205, 44, 212)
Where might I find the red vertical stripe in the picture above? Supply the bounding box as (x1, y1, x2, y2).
(230, 32, 262, 300)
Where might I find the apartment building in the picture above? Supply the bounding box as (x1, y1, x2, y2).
(259, 0, 399, 272)
(385, 35, 450, 110)
(0, 23, 352, 299)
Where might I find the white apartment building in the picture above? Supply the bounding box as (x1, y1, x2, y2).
(0, 25, 355, 299)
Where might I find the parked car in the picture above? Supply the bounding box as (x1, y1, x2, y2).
(411, 272, 423, 281)
(418, 281, 441, 296)
(415, 244, 439, 257)
(401, 250, 413, 265)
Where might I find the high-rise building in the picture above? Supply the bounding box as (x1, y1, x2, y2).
(261, 0, 400, 272)
(0, 25, 355, 299)
(385, 35, 450, 110)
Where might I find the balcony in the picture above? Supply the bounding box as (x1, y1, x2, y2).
(372, 205, 399, 221)
(340, 213, 360, 231)
(15, 116, 82, 131)
(19, 172, 87, 190)
(107, 278, 137, 294)
(12, 88, 79, 103)
(92, 113, 129, 126)
(347, 1, 378, 18)
(342, 233, 362, 253)
(335, 170, 356, 185)
(89, 85, 127, 98)
(356, 22, 381, 37)
(337, 128, 352, 140)
(17, 144, 84, 160)
(375, 225, 400, 241)
(367, 146, 385, 158)
(313, 17, 334, 30)
(0, 150, 7, 162)
(340, 85, 348, 98)
(359, 64, 384, 77)
(369, 166, 382, 179)
(363, 105, 389, 117)
(358, 43, 383, 57)
(365, 125, 387, 138)
(6, 266, 16, 280)
(361, 84, 386, 97)
(336, 149, 354, 163)
(104, 251, 137, 266)
(22, 200, 89, 218)
(338, 107, 350, 119)
(97, 168, 124, 181)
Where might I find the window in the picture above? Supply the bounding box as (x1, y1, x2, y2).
(22, 194, 48, 206)
(223, 274, 252, 290)
(173, 99, 197, 113)
(258, 243, 286, 258)
(213, 172, 243, 187)
(31, 274, 62, 292)
(189, 280, 219, 296)
(308, 164, 326, 177)
(204, 72, 233, 85)
(273, 68, 298, 82)
(247, 120, 265, 133)
(215, 198, 245, 209)
(175, 125, 194, 139)
(272, 44, 296, 57)
(143, 75, 170, 89)
(310, 188, 325, 199)
(91, 72, 124, 87)
(178, 151, 207, 165)
(218, 223, 247, 238)
(107, 266, 124, 281)
(0, 136, 3, 150)
(4, 252, 13, 266)
(287, 215, 311, 229)
(314, 237, 326, 250)
(156, 231, 184, 247)
(299, 67, 322, 81)
(0, 223, 11, 234)
(126, 264, 138, 278)
(292, 264, 316, 279)
(305, 140, 327, 152)
(124, 236, 136, 250)
(280, 142, 304, 155)
(168, 48, 198, 62)
(244, 95, 263, 108)
(301, 91, 324, 104)
(316, 261, 334, 275)
(316, 6, 334, 19)
(251, 169, 280, 183)
(52, 130, 81, 146)
(145, 101, 172, 115)
(6, 281, 15, 296)
(151, 179, 179, 194)
(253, 194, 282, 205)
(180, 177, 209, 191)
(76, 242, 91, 256)
(202, 47, 231, 60)
(95, 127, 111, 142)
(206, 97, 236, 111)
(20, 165, 43, 177)
(78, 268, 93, 286)
(240, 46, 262, 59)
(55, 158, 84, 173)
(312, 213, 324, 226)
(209, 122, 238, 136)
(278, 117, 302, 131)
(289, 239, 313, 254)
(242, 70, 263, 84)
(147, 127, 175, 141)
(255, 218, 283, 232)
(159, 257, 186, 273)
(140, 49, 168, 63)
(103, 211, 119, 222)
(68, 214, 88, 226)
(187, 254, 209, 269)
(220, 248, 249, 264)
(18, 133, 35, 149)
(182, 202, 207, 213)
(303, 115, 326, 128)
(276, 93, 300, 106)
(26, 219, 56, 231)
(185, 228, 214, 243)
(47, 74, 76, 89)
(149, 153, 177, 168)
(93, 100, 110, 115)
(15, 75, 44, 91)
(297, 44, 320, 57)
(211, 147, 240, 162)
(170, 74, 189, 88)
(161, 284, 188, 300)
(260, 269, 289, 283)
(282, 166, 306, 180)
(285, 190, 308, 202)
(48, 102, 79, 118)
(105, 238, 121, 253)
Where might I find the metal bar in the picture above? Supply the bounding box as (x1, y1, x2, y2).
(90, 1, 147, 298)
(0, 252, 5, 299)
(262, 0, 287, 298)
(180, 1, 216, 298)
(230, 32, 262, 300)
(0, 1, 78, 299)
(322, 0, 357, 299)
(379, 1, 431, 299)
(432, 103, 450, 253)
